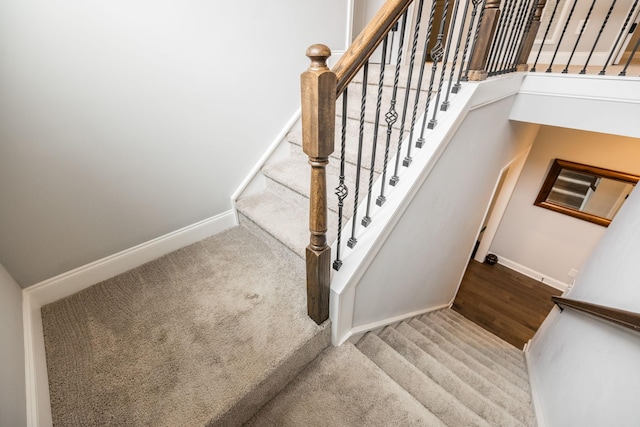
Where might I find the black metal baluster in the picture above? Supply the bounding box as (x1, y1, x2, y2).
(430, 0, 458, 128)
(531, 0, 559, 72)
(546, 0, 579, 73)
(388, 10, 410, 186)
(464, 0, 489, 80)
(442, 0, 473, 109)
(408, 0, 439, 148)
(362, 38, 389, 228)
(497, 0, 522, 74)
(563, 0, 597, 73)
(600, 0, 638, 75)
(487, 0, 513, 75)
(333, 88, 349, 271)
(398, 0, 426, 171)
(377, 12, 409, 206)
(347, 61, 369, 249)
(508, 0, 537, 72)
(455, 0, 485, 92)
(582, 0, 619, 74)
(620, 31, 640, 76)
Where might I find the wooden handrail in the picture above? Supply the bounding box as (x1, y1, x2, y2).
(552, 297, 640, 333)
(333, 0, 413, 95)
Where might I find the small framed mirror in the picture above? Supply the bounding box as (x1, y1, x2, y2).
(535, 159, 638, 227)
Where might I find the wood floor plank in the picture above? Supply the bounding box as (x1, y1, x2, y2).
(453, 260, 562, 349)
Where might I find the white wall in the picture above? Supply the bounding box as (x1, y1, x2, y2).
(352, 92, 539, 327)
(0, 0, 347, 287)
(0, 264, 26, 427)
(489, 126, 640, 287)
(528, 185, 640, 427)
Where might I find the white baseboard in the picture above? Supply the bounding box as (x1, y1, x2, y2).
(493, 255, 569, 292)
(22, 210, 236, 427)
(339, 303, 451, 346)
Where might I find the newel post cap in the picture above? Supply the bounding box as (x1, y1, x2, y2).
(306, 44, 332, 69)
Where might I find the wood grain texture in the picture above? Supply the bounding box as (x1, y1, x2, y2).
(453, 260, 562, 348)
(552, 297, 640, 333)
(332, 0, 413, 95)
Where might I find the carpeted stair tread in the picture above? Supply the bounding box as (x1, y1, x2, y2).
(378, 327, 526, 427)
(405, 318, 532, 404)
(237, 190, 339, 259)
(262, 150, 377, 219)
(425, 312, 527, 373)
(445, 309, 525, 354)
(357, 333, 490, 427)
(433, 310, 525, 362)
(41, 225, 330, 427)
(417, 315, 530, 389)
(286, 118, 410, 175)
(395, 321, 535, 425)
(245, 343, 447, 427)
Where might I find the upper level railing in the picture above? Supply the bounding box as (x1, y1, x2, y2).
(552, 297, 640, 333)
(301, 0, 640, 324)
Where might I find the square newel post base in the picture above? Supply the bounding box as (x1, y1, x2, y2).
(306, 246, 331, 324)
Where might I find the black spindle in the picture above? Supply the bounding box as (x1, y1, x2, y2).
(430, 0, 457, 129)
(582, 0, 619, 74)
(442, 0, 473, 110)
(455, 0, 485, 92)
(562, 0, 597, 73)
(333, 88, 349, 271)
(464, 0, 489, 80)
(532, 0, 560, 72)
(600, 0, 638, 75)
(488, 0, 514, 75)
(620, 31, 640, 76)
(546, 0, 579, 73)
(507, 0, 537, 73)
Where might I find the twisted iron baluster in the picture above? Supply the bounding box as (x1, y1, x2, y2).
(464, 0, 489, 80)
(362, 39, 389, 228)
(333, 89, 349, 271)
(532, 0, 559, 72)
(507, 0, 536, 73)
(400, 0, 426, 169)
(546, 0, 579, 73)
(377, 12, 408, 206)
(347, 61, 369, 249)
(388, 10, 409, 187)
(582, 0, 619, 74)
(429, 0, 458, 129)
(442, 0, 473, 110)
(411, 0, 439, 145)
(487, 0, 513, 75)
(455, 0, 485, 92)
(600, 0, 638, 75)
(620, 32, 640, 76)
(562, 0, 597, 73)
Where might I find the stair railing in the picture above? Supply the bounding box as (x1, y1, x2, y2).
(552, 297, 640, 332)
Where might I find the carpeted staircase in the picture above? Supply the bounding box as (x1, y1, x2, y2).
(247, 308, 535, 426)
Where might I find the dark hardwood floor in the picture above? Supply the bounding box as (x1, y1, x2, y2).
(452, 260, 562, 349)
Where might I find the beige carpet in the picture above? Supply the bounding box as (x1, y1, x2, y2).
(41, 225, 329, 426)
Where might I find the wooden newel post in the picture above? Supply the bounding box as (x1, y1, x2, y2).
(301, 44, 336, 324)
(467, 0, 502, 81)
(516, 0, 547, 71)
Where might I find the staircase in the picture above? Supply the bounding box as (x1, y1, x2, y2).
(246, 308, 536, 426)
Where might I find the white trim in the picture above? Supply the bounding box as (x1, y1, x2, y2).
(338, 303, 450, 346)
(22, 211, 236, 427)
(525, 343, 547, 427)
(493, 254, 570, 292)
(345, 0, 355, 49)
(230, 109, 301, 208)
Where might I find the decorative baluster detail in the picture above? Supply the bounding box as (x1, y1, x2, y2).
(468, 0, 502, 80)
(581, 0, 619, 74)
(487, 0, 514, 75)
(347, 61, 369, 249)
(333, 89, 349, 271)
(562, 0, 597, 73)
(387, 11, 409, 186)
(546, 0, 578, 73)
(619, 31, 640, 76)
(506, 0, 535, 73)
(442, 0, 473, 110)
(301, 45, 336, 324)
(495, 0, 521, 74)
(600, 0, 638, 75)
(429, 0, 457, 129)
(416, 41, 444, 146)
(362, 39, 389, 228)
(377, 14, 408, 206)
(400, 0, 426, 169)
(520, 0, 548, 72)
(455, 0, 485, 92)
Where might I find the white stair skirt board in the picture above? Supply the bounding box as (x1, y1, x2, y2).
(22, 210, 236, 427)
(492, 254, 570, 292)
